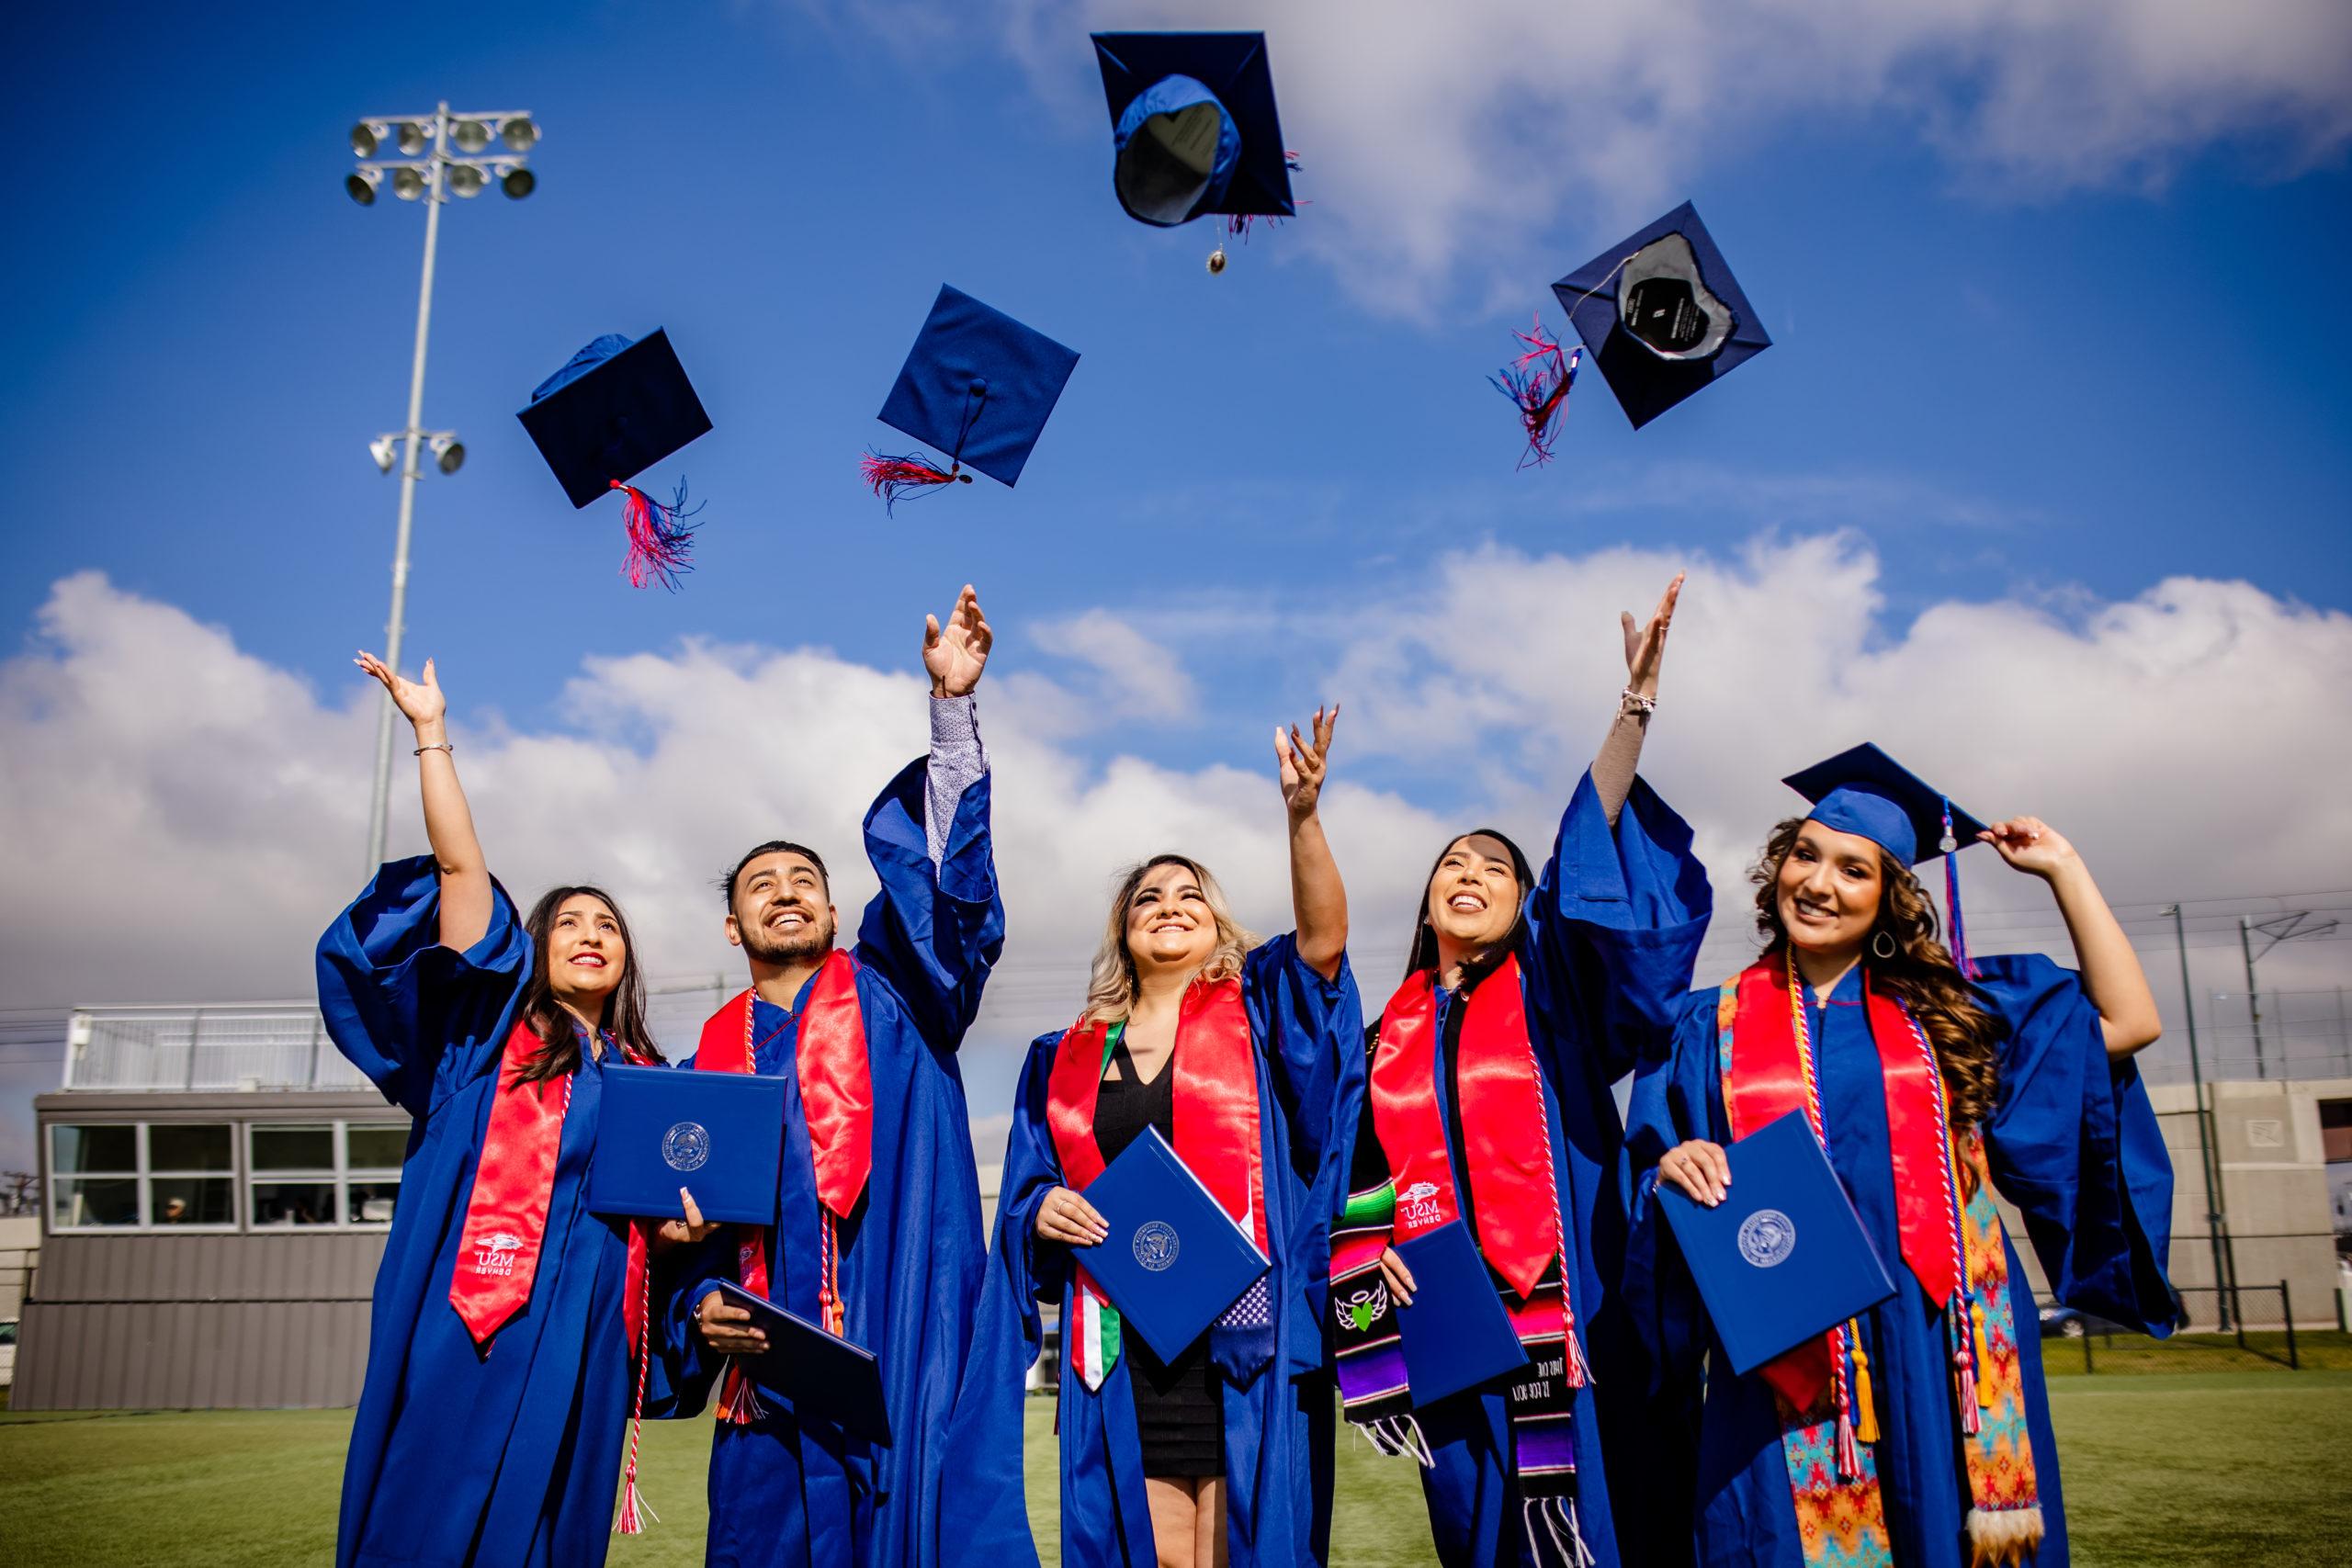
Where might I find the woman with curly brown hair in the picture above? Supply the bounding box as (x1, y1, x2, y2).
(1623, 744, 2175, 1568)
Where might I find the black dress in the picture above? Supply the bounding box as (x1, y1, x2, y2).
(1093, 1028, 1226, 1479)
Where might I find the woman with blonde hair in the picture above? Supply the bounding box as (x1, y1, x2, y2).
(1623, 745, 2174, 1568)
(979, 708, 1363, 1568)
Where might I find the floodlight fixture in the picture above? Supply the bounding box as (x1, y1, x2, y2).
(350, 121, 383, 157)
(500, 116, 538, 152)
(345, 168, 380, 206)
(452, 118, 491, 153)
(390, 165, 426, 201)
(501, 166, 536, 200)
(447, 163, 485, 198)
(396, 121, 429, 156)
(429, 434, 465, 474)
(369, 434, 398, 473)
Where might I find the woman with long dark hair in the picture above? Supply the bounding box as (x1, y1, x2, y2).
(980, 708, 1363, 1568)
(317, 651, 700, 1568)
(1624, 746, 2174, 1568)
(1329, 573, 1714, 1568)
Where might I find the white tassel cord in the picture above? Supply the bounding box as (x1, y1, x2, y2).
(1524, 1497, 1598, 1568)
(1349, 1416, 1435, 1467)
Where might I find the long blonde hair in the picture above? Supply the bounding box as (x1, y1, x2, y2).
(1081, 854, 1260, 1023)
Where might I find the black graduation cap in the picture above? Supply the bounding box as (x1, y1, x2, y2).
(515, 330, 711, 589)
(862, 286, 1080, 513)
(1782, 742, 1992, 973)
(1093, 31, 1296, 270)
(1550, 203, 1770, 430)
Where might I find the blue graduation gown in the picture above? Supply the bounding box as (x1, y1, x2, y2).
(1623, 955, 2176, 1568)
(658, 760, 1025, 1568)
(1390, 774, 1713, 1568)
(974, 935, 1364, 1568)
(317, 858, 674, 1568)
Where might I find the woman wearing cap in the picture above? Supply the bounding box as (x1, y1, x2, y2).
(975, 707, 1362, 1568)
(1329, 573, 1713, 1568)
(1625, 751, 2173, 1568)
(317, 652, 707, 1568)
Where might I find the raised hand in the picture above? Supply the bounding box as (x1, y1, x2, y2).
(1276, 704, 1339, 821)
(923, 584, 993, 698)
(1621, 571, 1685, 701)
(355, 649, 446, 733)
(1979, 816, 2081, 881)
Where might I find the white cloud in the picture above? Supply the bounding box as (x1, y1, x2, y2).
(1032, 607, 1200, 720)
(819, 0, 2352, 313)
(6, 536, 2349, 1167)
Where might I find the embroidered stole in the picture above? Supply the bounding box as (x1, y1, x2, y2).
(445, 1019, 662, 1533)
(1718, 956, 2042, 1567)
(1043, 976, 1268, 1391)
(695, 949, 872, 1424)
(1336, 959, 1592, 1565)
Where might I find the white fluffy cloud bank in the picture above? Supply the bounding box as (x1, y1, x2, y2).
(876, 0, 2352, 311)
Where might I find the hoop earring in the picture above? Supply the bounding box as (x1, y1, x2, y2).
(1871, 929, 1897, 961)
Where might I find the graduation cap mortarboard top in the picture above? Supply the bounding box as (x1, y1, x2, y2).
(515, 330, 711, 590)
(861, 285, 1080, 513)
(1782, 742, 1992, 976)
(1091, 31, 1300, 275)
(1549, 201, 1771, 431)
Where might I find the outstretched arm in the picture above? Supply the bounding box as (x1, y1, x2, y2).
(1592, 572, 1681, 826)
(921, 583, 993, 865)
(1981, 818, 2162, 1057)
(1278, 705, 1347, 980)
(355, 651, 492, 952)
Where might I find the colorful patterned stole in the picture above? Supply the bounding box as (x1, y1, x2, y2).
(1718, 956, 2042, 1567)
(1334, 959, 1593, 1565)
(1044, 976, 1269, 1390)
(695, 949, 871, 1424)
(444, 1019, 663, 1534)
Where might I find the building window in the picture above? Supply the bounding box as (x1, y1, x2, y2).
(345, 1123, 405, 1225)
(247, 1122, 403, 1229)
(50, 1122, 237, 1231)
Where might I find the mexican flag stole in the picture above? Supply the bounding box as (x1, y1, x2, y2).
(1043, 975, 1270, 1392)
(695, 950, 873, 1425)
(1334, 957, 1592, 1564)
(446, 1019, 662, 1533)
(1719, 955, 2042, 1568)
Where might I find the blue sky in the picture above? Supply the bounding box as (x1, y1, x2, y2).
(3, 2, 2349, 1164)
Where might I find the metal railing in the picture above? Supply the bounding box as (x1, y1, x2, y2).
(2068, 1280, 2301, 1373)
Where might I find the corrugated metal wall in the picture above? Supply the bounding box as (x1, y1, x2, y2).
(13, 1232, 387, 1410)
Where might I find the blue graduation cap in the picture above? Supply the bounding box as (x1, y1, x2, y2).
(515, 330, 710, 590)
(1092, 31, 1296, 271)
(863, 286, 1080, 513)
(1550, 202, 1770, 430)
(1783, 742, 1990, 973)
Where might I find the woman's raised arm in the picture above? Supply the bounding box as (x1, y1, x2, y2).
(1278, 705, 1347, 979)
(1981, 817, 2162, 1057)
(355, 651, 493, 952)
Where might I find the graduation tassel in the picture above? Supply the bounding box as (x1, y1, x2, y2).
(609, 479, 701, 592)
(1951, 1301, 1982, 1435)
(1489, 318, 1580, 468)
(1973, 1299, 1996, 1411)
(1833, 1320, 1863, 1478)
(1940, 802, 1981, 978)
(861, 451, 972, 514)
(1852, 1332, 1882, 1445)
(615, 1222, 658, 1535)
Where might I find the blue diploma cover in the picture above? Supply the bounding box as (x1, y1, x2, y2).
(1658, 1110, 1897, 1374)
(588, 1063, 785, 1225)
(1072, 1127, 1271, 1362)
(714, 1280, 892, 1447)
(1395, 1219, 1532, 1406)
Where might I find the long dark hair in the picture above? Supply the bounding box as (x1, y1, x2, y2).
(1750, 817, 2001, 1134)
(511, 885, 664, 1084)
(1404, 829, 1538, 992)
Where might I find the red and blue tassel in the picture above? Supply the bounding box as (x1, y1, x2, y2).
(1491, 317, 1580, 468)
(861, 451, 973, 515)
(608, 478, 701, 592)
(1939, 802, 1981, 978)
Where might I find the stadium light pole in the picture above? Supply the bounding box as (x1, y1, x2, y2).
(346, 102, 539, 873)
(2167, 905, 2235, 1328)
(2236, 911, 2340, 1079)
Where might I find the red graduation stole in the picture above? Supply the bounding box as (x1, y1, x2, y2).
(1044, 976, 1268, 1377)
(695, 948, 870, 1422)
(1370, 956, 1563, 1301)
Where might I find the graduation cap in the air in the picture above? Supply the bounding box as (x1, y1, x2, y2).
(862, 285, 1080, 513)
(1550, 202, 1770, 431)
(515, 330, 710, 590)
(1092, 31, 1298, 273)
(1783, 742, 1992, 974)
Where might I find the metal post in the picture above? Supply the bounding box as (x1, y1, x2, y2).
(2081, 1324, 2093, 1375)
(2279, 1280, 2297, 1370)
(2169, 906, 2235, 1330)
(2238, 917, 2266, 1079)
(364, 102, 450, 874)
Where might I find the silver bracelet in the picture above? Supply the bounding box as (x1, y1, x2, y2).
(413, 740, 454, 757)
(1619, 687, 1657, 715)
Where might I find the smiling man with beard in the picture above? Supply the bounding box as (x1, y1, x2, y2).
(654, 584, 1029, 1568)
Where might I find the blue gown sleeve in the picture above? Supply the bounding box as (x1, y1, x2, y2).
(1975, 953, 2177, 1334)
(1620, 991, 1727, 1387)
(1241, 934, 1366, 1181)
(313, 855, 530, 1118)
(1521, 772, 1714, 1083)
(852, 758, 1006, 1051)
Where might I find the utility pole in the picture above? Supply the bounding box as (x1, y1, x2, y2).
(2170, 906, 2235, 1329)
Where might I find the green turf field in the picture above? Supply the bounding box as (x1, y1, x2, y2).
(4, 1371, 2348, 1565)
